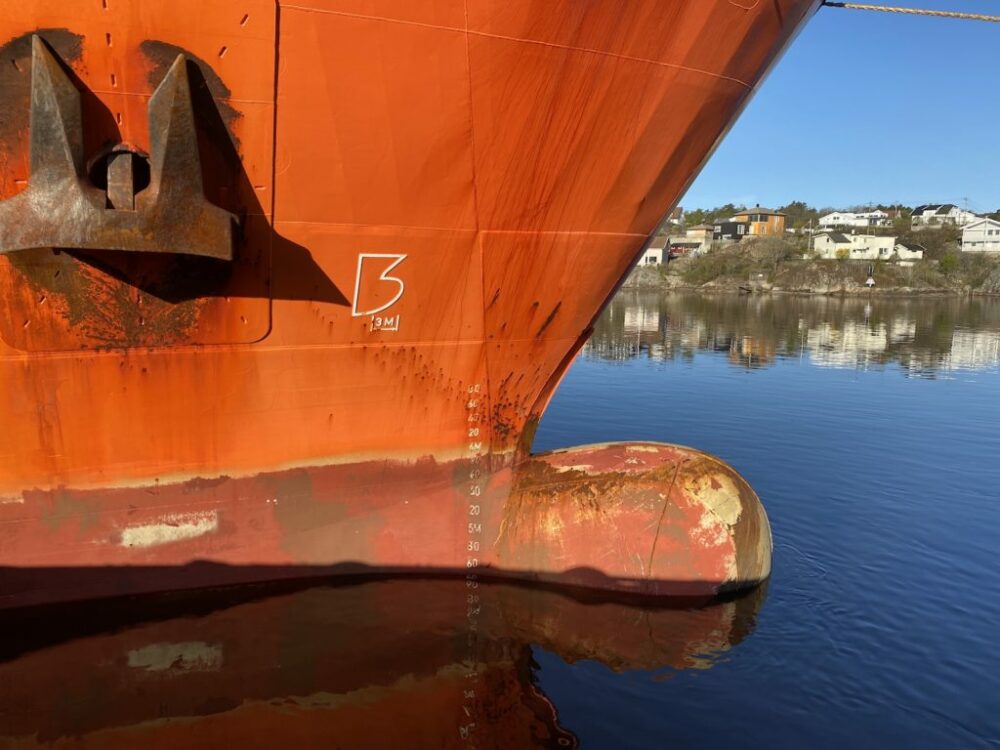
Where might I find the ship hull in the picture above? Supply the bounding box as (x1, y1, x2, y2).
(1, 442, 771, 609)
(0, 0, 817, 608)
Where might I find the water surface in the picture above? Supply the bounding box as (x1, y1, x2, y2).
(532, 291, 1000, 749)
(3, 292, 999, 749)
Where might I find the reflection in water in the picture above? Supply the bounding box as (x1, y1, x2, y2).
(590, 292, 1000, 374)
(0, 580, 765, 749)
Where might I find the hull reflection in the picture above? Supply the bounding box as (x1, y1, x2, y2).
(0, 579, 766, 749)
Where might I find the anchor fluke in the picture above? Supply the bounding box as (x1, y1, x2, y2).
(0, 35, 236, 260)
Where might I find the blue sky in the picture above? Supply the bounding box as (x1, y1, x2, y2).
(682, 1, 1000, 213)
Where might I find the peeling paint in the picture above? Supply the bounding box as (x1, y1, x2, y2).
(127, 641, 222, 672)
(119, 511, 218, 549)
(684, 471, 743, 526)
(554, 464, 593, 474)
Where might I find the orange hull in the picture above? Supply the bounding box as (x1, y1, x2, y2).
(0, 0, 817, 608)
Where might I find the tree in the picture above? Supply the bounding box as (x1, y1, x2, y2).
(939, 251, 959, 275)
(898, 225, 960, 261)
(835, 249, 850, 261)
(777, 201, 820, 230)
(681, 203, 743, 228)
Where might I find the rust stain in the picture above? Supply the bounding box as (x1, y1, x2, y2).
(534, 301, 562, 338)
(141, 41, 238, 129)
(0, 30, 268, 351)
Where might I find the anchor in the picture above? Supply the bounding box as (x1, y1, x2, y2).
(0, 36, 236, 260)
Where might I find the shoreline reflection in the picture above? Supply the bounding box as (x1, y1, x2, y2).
(588, 292, 1000, 374)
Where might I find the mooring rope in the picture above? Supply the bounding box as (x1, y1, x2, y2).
(822, 2, 1000, 22)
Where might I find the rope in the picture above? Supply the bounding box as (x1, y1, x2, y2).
(822, 2, 1000, 22)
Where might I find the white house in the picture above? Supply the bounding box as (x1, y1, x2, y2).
(813, 232, 898, 260)
(640, 238, 666, 265)
(961, 218, 1000, 253)
(818, 210, 890, 229)
(849, 234, 898, 260)
(812, 231, 851, 258)
(893, 242, 925, 266)
(911, 204, 979, 228)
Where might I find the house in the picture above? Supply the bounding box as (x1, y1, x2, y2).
(961, 218, 1000, 253)
(731, 206, 786, 236)
(911, 204, 979, 228)
(813, 232, 898, 261)
(639, 246, 664, 265)
(685, 224, 714, 243)
(818, 210, 890, 229)
(666, 206, 684, 226)
(849, 234, 898, 261)
(682, 224, 714, 253)
(639, 235, 668, 265)
(812, 231, 851, 258)
(713, 220, 748, 241)
(893, 242, 925, 266)
(668, 240, 704, 258)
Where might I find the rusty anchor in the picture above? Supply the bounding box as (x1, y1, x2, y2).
(0, 36, 236, 260)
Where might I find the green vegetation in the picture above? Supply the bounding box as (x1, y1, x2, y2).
(649, 235, 1000, 295)
(939, 251, 960, 275)
(646, 202, 1000, 294)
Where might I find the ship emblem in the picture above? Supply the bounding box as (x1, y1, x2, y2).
(352, 253, 407, 331)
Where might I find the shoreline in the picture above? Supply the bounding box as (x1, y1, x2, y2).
(622, 282, 999, 298)
(623, 257, 1000, 298)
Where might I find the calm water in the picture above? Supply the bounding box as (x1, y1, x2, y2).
(3, 292, 999, 749)
(533, 291, 1000, 749)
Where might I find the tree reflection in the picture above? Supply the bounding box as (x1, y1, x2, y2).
(587, 292, 1000, 374)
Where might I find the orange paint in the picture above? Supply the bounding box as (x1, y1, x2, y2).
(0, 0, 818, 608)
(0, 578, 766, 748)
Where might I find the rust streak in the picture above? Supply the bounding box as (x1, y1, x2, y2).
(534, 301, 561, 338)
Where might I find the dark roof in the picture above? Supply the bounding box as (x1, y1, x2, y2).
(818, 231, 850, 243)
(896, 242, 926, 252)
(912, 204, 955, 215)
(733, 207, 785, 217)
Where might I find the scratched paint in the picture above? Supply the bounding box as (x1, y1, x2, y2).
(119, 511, 219, 549)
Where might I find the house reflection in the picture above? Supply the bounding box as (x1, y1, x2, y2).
(586, 291, 1000, 374)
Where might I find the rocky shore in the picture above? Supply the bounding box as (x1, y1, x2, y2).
(625, 244, 1000, 296)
